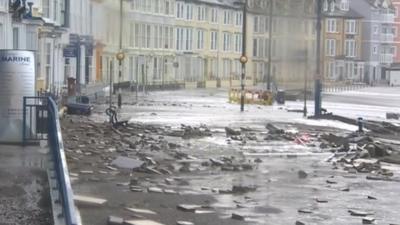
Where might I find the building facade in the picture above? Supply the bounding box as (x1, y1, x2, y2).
(351, 0, 396, 84)
(322, 0, 364, 82)
(391, 0, 400, 63)
(173, 0, 244, 88)
(248, 0, 317, 90)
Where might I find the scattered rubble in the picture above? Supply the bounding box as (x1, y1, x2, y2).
(108, 216, 124, 225)
(74, 195, 107, 206)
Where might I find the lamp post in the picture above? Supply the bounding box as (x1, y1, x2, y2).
(314, 0, 323, 117)
(116, 0, 124, 109)
(267, 0, 273, 91)
(235, 0, 248, 112)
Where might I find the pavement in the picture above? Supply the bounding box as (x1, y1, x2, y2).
(0, 144, 52, 225)
(66, 87, 400, 225)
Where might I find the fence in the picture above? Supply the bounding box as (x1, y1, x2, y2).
(323, 83, 369, 93)
(22, 96, 78, 225)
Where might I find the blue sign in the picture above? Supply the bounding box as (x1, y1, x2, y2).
(63, 46, 77, 58)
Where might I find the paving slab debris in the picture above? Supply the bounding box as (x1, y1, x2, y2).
(231, 213, 246, 221)
(362, 216, 376, 224)
(177, 204, 201, 213)
(125, 220, 165, 225)
(112, 156, 144, 170)
(126, 208, 157, 215)
(74, 195, 107, 206)
(176, 221, 194, 225)
(108, 215, 124, 225)
(348, 209, 373, 217)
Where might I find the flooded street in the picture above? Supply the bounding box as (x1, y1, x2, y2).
(63, 89, 400, 225)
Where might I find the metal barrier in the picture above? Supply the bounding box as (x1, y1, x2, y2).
(23, 96, 78, 225)
(22, 97, 49, 143)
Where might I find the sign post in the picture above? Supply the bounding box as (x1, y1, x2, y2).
(0, 50, 36, 143)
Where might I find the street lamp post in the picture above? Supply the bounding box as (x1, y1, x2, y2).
(237, 0, 248, 112)
(314, 0, 323, 117)
(267, 0, 273, 91)
(117, 0, 124, 109)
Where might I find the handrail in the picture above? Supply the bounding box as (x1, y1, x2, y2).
(47, 97, 78, 225)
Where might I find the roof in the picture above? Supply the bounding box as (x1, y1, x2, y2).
(365, 0, 395, 10)
(323, 7, 364, 19)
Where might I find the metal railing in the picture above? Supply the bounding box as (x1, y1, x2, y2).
(23, 96, 78, 225)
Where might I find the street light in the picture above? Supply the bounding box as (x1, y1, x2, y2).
(314, 0, 324, 117)
(234, 0, 248, 112)
(116, 0, 124, 109)
(267, 0, 273, 91)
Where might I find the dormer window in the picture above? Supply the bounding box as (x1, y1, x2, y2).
(340, 0, 349, 11)
(323, 0, 328, 11)
(330, 0, 335, 12)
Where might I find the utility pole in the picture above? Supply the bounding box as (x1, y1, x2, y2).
(267, 0, 273, 91)
(314, 0, 323, 117)
(116, 0, 124, 109)
(109, 60, 113, 109)
(239, 0, 248, 112)
(304, 49, 308, 118)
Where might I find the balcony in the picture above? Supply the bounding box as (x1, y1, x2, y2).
(380, 33, 394, 43)
(380, 54, 394, 64)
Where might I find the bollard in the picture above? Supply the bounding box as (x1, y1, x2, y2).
(357, 117, 364, 133)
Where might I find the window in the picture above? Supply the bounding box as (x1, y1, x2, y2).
(345, 62, 354, 78)
(26, 28, 38, 50)
(345, 20, 356, 34)
(345, 39, 356, 57)
(323, 0, 328, 11)
(146, 25, 151, 48)
(0, 0, 7, 11)
(340, 0, 349, 11)
(197, 6, 206, 21)
(223, 32, 231, 51)
(211, 8, 218, 23)
(155, 0, 160, 13)
(223, 10, 231, 25)
(328, 61, 335, 78)
(0, 23, 3, 49)
(325, 39, 336, 56)
(165, 0, 170, 14)
(176, 27, 193, 51)
(42, 0, 50, 18)
(45, 43, 52, 88)
(210, 31, 218, 50)
(254, 16, 259, 32)
(154, 25, 159, 48)
(253, 38, 258, 57)
(13, 27, 19, 49)
(390, 46, 396, 55)
(326, 19, 337, 33)
(373, 25, 379, 34)
(234, 33, 242, 53)
(373, 45, 378, 54)
(134, 23, 140, 47)
(176, 28, 183, 50)
(176, 2, 184, 18)
(197, 29, 204, 49)
(235, 12, 242, 26)
(185, 4, 193, 20)
(185, 28, 193, 50)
